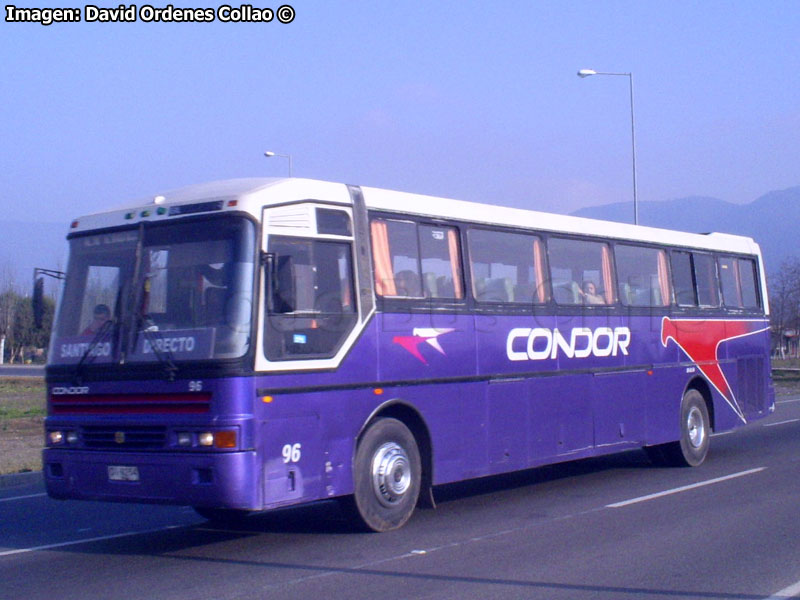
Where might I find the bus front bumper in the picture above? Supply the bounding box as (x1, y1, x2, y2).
(43, 448, 260, 510)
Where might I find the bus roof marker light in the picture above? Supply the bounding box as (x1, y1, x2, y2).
(70, 220, 79, 228)
(157, 207, 167, 215)
(124, 212, 134, 220)
(262, 395, 274, 403)
(141, 210, 151, 218)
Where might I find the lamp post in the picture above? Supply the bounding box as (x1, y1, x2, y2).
(264, 151, 293, 177)
(577, 69, 639, 225)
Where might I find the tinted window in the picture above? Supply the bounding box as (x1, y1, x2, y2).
(316, 208, 352, 236)
(419, 225, 463, 299)
(615, 245, 670, 307)
(694, 253, 719, 307)
(739, 258, 760, 309)
(548, 237, 615, 305)
(265, 237, 356, 359)
(718, 257, 740, 308)
(467, 229, 549, 304)
(671, 251, 696, 306)
(371, 219, 463, 299)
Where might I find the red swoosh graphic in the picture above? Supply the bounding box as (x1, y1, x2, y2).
(660, 317, 767, 419)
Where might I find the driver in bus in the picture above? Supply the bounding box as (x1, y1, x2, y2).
(82, 303, 111, 336)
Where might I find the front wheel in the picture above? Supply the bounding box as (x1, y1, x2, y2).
(658, 389, 711, 467)
(346, 417, 421, 532)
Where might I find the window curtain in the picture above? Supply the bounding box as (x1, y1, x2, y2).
(447, 229, 464, 299)
(370, 220, 396, 296)
(601, 245, 615, 304)
(731, 259, 743, 307)
(533, 238, 548, 303)
(657, 250, 670, 306)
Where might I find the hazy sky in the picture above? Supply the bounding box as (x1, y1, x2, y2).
(2, 1, 799, 224)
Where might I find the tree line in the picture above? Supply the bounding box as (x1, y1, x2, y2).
(0, 289, 55, 364)
(770, 257, 800, 358)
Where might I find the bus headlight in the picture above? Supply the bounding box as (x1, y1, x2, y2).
(198, 432, 214, 447)
(177, 432, 192, 447)
(48, 431, 63, 445)
(66, 431, 79, 445)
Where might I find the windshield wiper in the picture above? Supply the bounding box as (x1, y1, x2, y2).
(134, 316, 179, 382)
(73, 319, 114, 385)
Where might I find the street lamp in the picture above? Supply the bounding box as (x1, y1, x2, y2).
(577, 69, 639, 225)
(264, 151, 293, 177)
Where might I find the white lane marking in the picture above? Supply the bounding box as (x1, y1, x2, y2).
(776, 398, 800, 404)
(606, 468, 766, 508)
(0, 525, 184, 558)
(764, 578, 800, 599)
(764, 418, 800, 428)
(0, 493, 47, 503)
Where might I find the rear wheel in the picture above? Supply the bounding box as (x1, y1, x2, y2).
(659, 389, 711, 467)
(347, 417, 421, 532)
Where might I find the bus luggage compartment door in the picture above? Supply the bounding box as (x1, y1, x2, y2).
(487, 379, 527, 473)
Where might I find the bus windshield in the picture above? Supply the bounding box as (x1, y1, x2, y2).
(49, 216, 255, 366)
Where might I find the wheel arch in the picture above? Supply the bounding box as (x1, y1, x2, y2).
(356, 399, 434, 504)
(685, 376, 715, 431)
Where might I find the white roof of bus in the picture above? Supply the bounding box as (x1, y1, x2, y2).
(71, 177, 761, 256)
(359, 185, 761, 256)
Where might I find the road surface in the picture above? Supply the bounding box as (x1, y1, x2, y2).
(2, 395, 800, 600)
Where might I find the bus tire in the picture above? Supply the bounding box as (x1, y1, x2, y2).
(663, 389, 711, 467)
(348, 417, 421, 532)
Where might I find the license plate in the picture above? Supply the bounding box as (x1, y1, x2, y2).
(108, 465, 140, 482)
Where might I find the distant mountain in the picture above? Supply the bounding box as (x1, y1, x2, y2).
(571, 186, 800, 272)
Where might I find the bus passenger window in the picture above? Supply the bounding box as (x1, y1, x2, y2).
(419, 225, 463, 299)
(371, 219, 421, 298)
(671, 251, 696, 306)
(467, 229, 548, 304)
(693, 253, 720, 307)
(547, 237, 615, 305)
(371, 219, 463, 300)
(738, 258, 760, 309)
(615, 245, 670, 307)
(719, 257, 742, 308)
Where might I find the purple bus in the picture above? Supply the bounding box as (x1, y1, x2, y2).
(40, 178, 773, 531)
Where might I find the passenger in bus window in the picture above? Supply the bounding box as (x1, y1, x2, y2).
(580, 281, 604, 305)
(82, 304, 111, 335)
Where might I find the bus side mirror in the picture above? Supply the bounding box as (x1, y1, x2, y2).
(32, 277, 45, 329)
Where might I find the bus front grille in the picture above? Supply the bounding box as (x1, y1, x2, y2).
(81, 425, 167, 449)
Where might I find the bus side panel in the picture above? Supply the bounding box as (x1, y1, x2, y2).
(718, 328, 773, 422)
(528, 375, 594, 461)
(487, 379, 528, 473)
(592, 371, 647, 449)
(259, 414, 323, 509)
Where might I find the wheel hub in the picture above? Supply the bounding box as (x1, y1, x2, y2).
(371, 442, 411, 507)
(687, 406, 707, 449)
